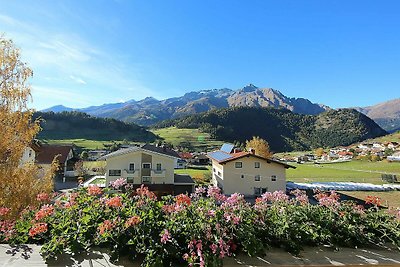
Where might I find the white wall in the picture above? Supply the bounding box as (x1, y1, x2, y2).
(214, 156, 286, 196)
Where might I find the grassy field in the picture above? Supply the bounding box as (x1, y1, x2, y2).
(175, 167, 211, 185)
(287, 160, 400, 184)
(152, 127, 223, 152)
(41, 139, 114, 151)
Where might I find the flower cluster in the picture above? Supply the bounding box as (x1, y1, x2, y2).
(136, 184, 157, 200)
(0, 207, 11, 216)
(34, 205, 54, 221)
(175, 194, 191, 206)
(207, 186, 227, 202)
(105, 196, 123, 208)
(160, 229, 171, 244)
(1, 186, 399, 267)
(124, 216, 141, 228)
(109, 178, 127, 190)
(291, 189, 309, 205)
(260, 190, 289, 203)
(36, 193, 50, 203)
(98, 219, 116, 235)
(88, 185, 103, 196)
(314, 191, 340, 209)
(29, 222, 48, 237)
(365, 195, 382, 206)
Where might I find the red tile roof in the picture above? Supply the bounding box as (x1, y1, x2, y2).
(35, 145, 73, 165)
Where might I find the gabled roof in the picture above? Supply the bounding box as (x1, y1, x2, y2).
(207, 150, 295, 169)
(99, 144, 180, 160)
(142, 144, 180, 158)
(36, 145, 73, 164)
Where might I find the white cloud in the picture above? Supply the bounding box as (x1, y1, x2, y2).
(69, 75, 87, 85)
(1, 13, 157, 109)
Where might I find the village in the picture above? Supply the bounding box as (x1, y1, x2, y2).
(20, 136, 400, 205)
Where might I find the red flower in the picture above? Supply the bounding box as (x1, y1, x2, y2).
(88, 185, 103, 196)
(36, 193, 50, 203)
(29, 223, 48, 237)
(98, 220, 115, 235)
(105, 196, 123, 208)
(34, 205, 54, 221)
(136, 185, 157, 200)
(125, 216, 141, 228)
(175, 194, 191, 206)
(365, 195, 381, 206)
(0, 207, 11, 216)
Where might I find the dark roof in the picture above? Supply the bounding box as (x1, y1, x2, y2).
(141, 144, 180, 158)
(174, 174, 195, 184)
(36, 145, 73, 164)
(208, 150, 295, 169)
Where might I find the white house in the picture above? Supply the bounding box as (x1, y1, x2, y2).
(207, 144, 295, 196)
(99, 144, 194, 195)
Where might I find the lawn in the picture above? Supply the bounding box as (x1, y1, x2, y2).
(41, 139, 115, 151)
(287, 160, 400, 184)
(175, 166, 211, 185)
(152, 127, 223, 152)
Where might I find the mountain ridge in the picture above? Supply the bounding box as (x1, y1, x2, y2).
(155, 107, 387, 152)
(42, 84, 329, 125)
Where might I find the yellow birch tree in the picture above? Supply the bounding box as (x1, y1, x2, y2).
(245, 136, 272, 158)
(0, 35, 56, 217)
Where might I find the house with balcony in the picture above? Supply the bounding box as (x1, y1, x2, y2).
(99, 144, 194, 195)
(207, 144, 295, 197)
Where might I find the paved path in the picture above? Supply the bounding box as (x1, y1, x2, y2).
(1, 244, 400, 266)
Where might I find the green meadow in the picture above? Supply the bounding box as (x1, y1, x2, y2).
(152, 127, 224, 152)
(287, 160, 400, 184)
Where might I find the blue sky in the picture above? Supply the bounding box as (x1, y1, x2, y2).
(1, 1, 399, 110)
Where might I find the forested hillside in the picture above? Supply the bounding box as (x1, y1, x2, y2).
(33, 111, 157, 142)
(155, 107, 387, 152)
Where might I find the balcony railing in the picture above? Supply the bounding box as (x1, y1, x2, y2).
(123, 169, 139, 178)
(151, 169, 166, 177)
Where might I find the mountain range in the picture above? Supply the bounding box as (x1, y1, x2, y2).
(42, 84, 400, 132)
(42, 84, 329, 125)
(354, 98, 400, 133)
(155, 107, 387, 152)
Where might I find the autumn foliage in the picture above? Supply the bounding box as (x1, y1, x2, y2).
(245, 136, 272, 158)
(0, 35, 56, 217)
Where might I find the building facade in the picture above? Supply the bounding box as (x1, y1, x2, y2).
(208, 144, 294, 196)
(100, 144, 194, 195)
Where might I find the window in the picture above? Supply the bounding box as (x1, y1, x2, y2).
(142, 163, 151, 169)
(28, 150, 32, 157)
(254, 187, 261, 196)
(255, 162, 260, 168)
(127, 177, 134, 183)
(241, 174, 244, 179)
(142, 176, 151, 183)
(271, 175, 277, 181)
(129, 163, 135, 171)
(156, 163, 162, 171)
(261, 188, 268, 194)
(235, 162, 242, 168)
(109, 170, 121, 176)
(255, 175, 261, 181)
(217, 171, 221, 176)
(213, 168, 216, 173)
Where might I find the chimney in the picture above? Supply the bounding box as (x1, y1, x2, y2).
(233, 148, 241, 153)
